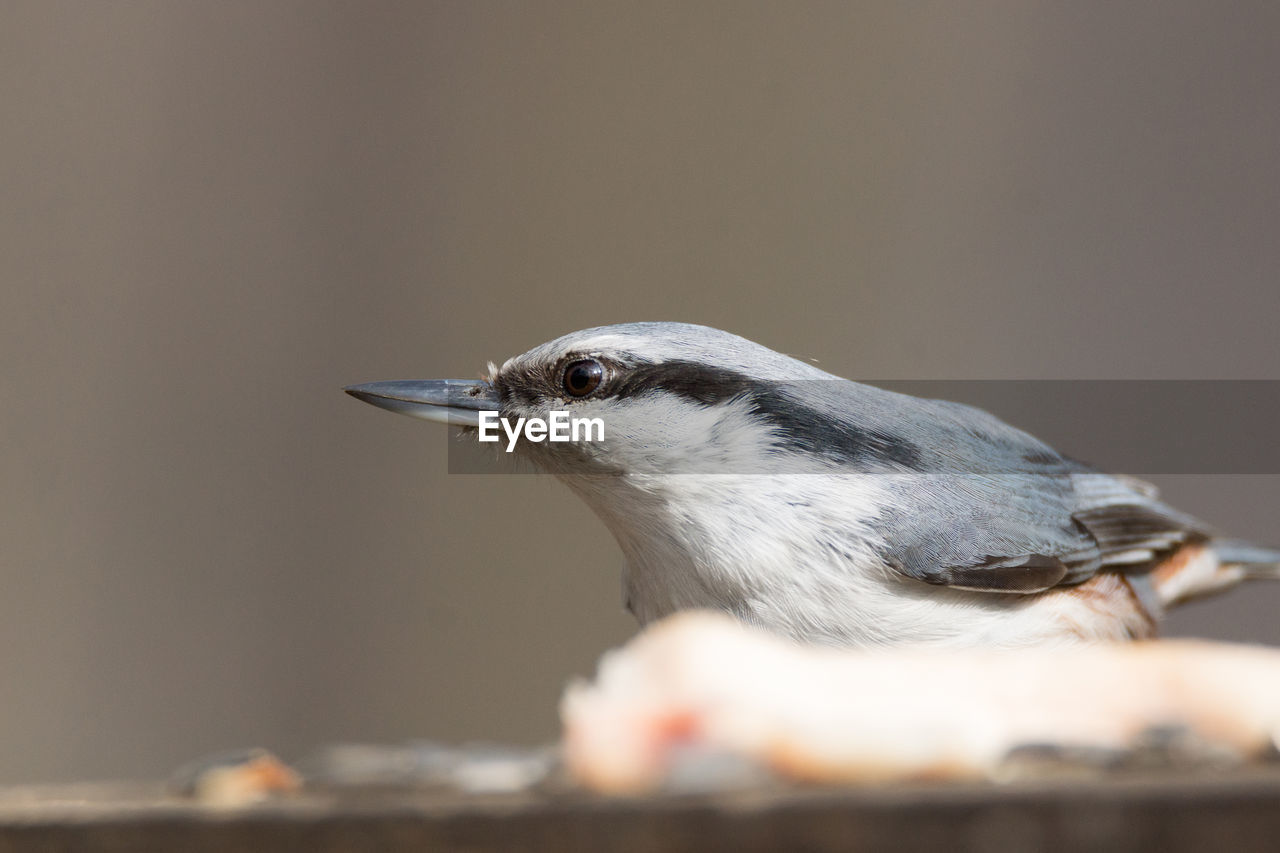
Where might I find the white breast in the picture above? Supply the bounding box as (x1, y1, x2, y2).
(561, 472, 1150, 648)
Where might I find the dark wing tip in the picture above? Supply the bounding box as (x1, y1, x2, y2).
(945, 554, 1071, 593)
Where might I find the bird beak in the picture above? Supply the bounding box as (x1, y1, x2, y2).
(343, 379, 500, 427)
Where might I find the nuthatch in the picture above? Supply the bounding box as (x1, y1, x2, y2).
(345, 322, 1280, 647)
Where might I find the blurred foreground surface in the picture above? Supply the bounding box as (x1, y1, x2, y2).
(4, 771, 1280, 853)
(10, 611, 1280, 851)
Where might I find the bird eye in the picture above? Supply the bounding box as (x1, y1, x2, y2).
(563, 359, 604, 398)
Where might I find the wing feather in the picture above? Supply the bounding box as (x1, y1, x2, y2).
(854, 398, 1212, 594)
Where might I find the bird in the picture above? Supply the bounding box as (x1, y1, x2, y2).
(345, 322, 1280, 648)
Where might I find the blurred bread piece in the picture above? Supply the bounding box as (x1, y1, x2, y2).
(561, 612, 1280, 794)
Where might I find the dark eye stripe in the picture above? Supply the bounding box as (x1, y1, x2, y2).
(611, 360, 922, 469)
(611, 360, 753, 404)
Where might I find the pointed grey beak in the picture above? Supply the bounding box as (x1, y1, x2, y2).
(343, 379, 500, 427)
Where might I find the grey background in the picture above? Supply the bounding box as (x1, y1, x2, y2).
(3, 1, 1279, 784)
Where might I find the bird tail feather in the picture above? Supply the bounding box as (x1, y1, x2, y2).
(1210, 539, 1280, 579)
(1153, 539, 1280, 609)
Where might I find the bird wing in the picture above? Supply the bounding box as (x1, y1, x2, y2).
(876, 470, 1211, 593)
(847, 396, 1213, 594)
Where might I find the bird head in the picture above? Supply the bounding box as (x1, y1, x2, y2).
(344, 322, 852, 478)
